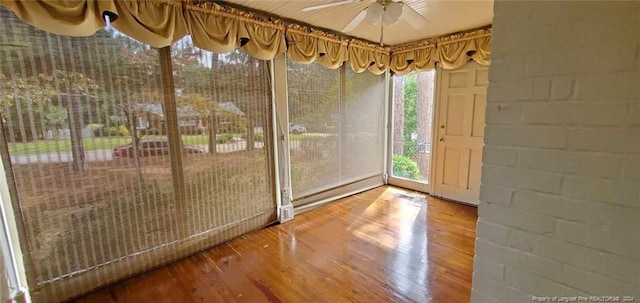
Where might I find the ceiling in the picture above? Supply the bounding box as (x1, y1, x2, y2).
(225, 0, 494, 46)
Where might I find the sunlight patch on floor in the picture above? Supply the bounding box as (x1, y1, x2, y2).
(348, 188, 422, 250)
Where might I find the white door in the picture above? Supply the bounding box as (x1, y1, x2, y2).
(432, 62, 488, 205)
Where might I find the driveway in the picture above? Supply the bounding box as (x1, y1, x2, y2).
(10, 141, 268, 164)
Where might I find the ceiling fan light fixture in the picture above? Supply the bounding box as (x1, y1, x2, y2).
(365, 2, 384, 24)
(383, 2, 403, 24)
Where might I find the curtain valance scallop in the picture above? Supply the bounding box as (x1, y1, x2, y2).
(182, 2, 286, 61)
(1, 0, 491, 71)
(436, 28, 492, 69)
(1, 0, 286, 60)
(347, 40, 391, 75)
(286, 24, 348, 69)
(111, 0, 187, 48)
(285, 25, 391, 75)
(1, 0, 117, 36)
(389, 40, 437, 75)
(390, 28, 491, 74)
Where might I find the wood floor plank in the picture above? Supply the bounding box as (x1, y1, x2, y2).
(73, 186, 478, 303)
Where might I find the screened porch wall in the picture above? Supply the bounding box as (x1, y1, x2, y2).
(0, 8, 277, 302)
(0, 241, 8, 302)
(287, 58, 386, 206)
(0, 4, 390, 301)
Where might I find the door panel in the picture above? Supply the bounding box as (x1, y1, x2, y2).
(443, 147, 461, 186)
(446, 95, 466, 136)
(433, 62, 488, 205)
(475, 68, 489, 87)
(468, 149, 482, 191)
(472, 94, 487, 137)
(448, 71, 468, 88)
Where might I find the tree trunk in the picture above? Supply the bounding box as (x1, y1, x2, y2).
(245, 57, 258, 152)
(260, 60, 273, 154)
(66, 97, 87, 171)
(392, 76, 405, 156)
(209, 53, 220, 154)
(416, 71, 434, 180)
(207, 114, 217, 154)
(125, 107, 144, 186)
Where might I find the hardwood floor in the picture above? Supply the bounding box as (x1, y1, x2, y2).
(73, 186, 478, 303)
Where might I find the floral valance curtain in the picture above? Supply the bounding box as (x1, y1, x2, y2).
(182, 2, 286, 60)
(0, 0, 117, 36)
(390, 28, 492, 74)
(286, 25, 390, 74)
(286, 24, 348, 69)
(0, 0, 491, 71)
(347, 40, 391, 75)
(436, 28, 492, 69)
(1, 0, 286, 60)
(389, 40, 437, 75)
(111, 0, 187, 47)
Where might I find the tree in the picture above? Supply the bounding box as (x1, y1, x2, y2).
(244, 55, 260, 152)
(44, 106, 67, 139)
(208, 53, 220, 153)
(1, 8, 144, 172)
(286, 60, 341, 132)
(0, 74, 55, 142)
(416, 71, 435, 178)
(53, 70, 99, 171)
(118, 103, 144, 186)
(403, 74, 418, 158)
(392, 76, 405, 155)
(0, 70, 99, 171)
(222, 50, 270, 152)
(171, 42, 220, 153)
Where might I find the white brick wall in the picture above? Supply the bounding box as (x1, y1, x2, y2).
(473, 1, 640, 302)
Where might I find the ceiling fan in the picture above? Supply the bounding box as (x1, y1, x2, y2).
(301, 0, 429, 45)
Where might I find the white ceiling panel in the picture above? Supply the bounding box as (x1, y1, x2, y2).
(226, 0, 494, 45)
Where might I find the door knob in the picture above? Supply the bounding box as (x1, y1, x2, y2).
(440, 125, 445, 129)
(439, 137, 445, 142)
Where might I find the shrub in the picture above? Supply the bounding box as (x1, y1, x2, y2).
(240, 131, 264, 142)
(218, 112, 247, 134)
(392, 155, 421, 180)
(254, 132, 264, 142)
(106, 126, 119, 136)
(215, 133, 234, 144)
(106, 125, 130, 137)
(403, 140, 417, 159)
(117, 125, 130, 137)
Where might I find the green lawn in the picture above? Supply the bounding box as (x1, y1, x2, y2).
(8, 135, 209, 155)
(8, 133, 332, 155)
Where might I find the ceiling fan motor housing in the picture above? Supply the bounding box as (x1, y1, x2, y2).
(366, 1, 403, 25)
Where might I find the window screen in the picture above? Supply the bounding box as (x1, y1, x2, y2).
(171, 38, 277, 241)
(0, 8, 276, 301)
(287, 58, 385, 205)
(0, 242, 8, 302)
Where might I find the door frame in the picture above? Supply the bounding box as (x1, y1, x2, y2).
(386, 70, 439, 194)
(429, 66, 444, 196)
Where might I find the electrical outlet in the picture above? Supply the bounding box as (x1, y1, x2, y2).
(280, 204, 294, 223)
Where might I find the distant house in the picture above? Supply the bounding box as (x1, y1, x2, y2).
(135, 102, 244, 134)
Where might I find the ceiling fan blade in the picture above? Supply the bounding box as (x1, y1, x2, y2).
(402, 3, 429, 29)
(302, 0, 360, 12)
(342, 8, 367, 32)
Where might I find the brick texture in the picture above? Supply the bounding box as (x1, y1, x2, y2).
(472, 1, 640, 302)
